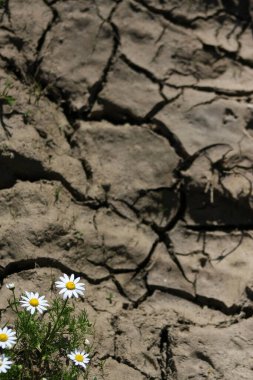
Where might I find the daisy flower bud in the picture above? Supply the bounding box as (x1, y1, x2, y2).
(6, 283, 15, 290)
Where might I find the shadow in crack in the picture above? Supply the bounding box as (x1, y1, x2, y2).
(185, 184, 253, 228)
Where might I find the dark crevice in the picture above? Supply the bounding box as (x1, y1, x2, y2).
(134, 0, 249, 28)
(38, 2, 58, 53)
(86, 257, 136, 275)
(46, 0, 60, 4)
(145, 89, 183, 121)
(133, 287, 154, 308)
(151, 118, 189, 161)
(0, 53, 26, 83)
(35, 78, 80, 132)
(31, 0, 59, 77)
(109, 201, 136, 222)
(113, 198, 149, 225)
(192, 84, 253, 97)
(87, 96, 185, 147)
(186, 224, 253, 232)
(1, 18, 74, 136)
(84, 4, 121, 117)
(89, 114, 189, 174)
(158, 326, 178, 380)
(72, 197, 109, 211)
(147, 285, 195, 304)
(85, 25, 119, 116)
(86, 110, 144, 125)
(163, 182, 187, 231)
(105, 266, 135, 275)
(87, 52, 183, 124)
(159, 234, 193, 284)
(110, 274, 132, 301)
(144, 99, 169, 120)
(220, 0, 252, 23)
(185, 96, 219, 112)
(7, 35, 24, 52)
(112, 194, 189, 281)
(0, 0, 10, 22)
(157, 79, 253, 97)
(133, 280, 253, 320)
(131, 238, 160, 279)
(0, 150, 87, 202)
(195, 351, 216, 370)
(80, 158, 93, 181)
(195, 293, 248, 316)
(210, 231, 243, 262)
(34, 3, 121, 128)
(47, 171, 86, 202)
(120, 53, 163, 85)
(89, 97, 146, 125)
(0, 257, 110, 285)
(89, 81, 253, 128)
(200, 41, 253, 71)
(114, 356, 157, 379)
(99, 354, 157, 379)
(245, 286, 253, 302)
(147, 283, 253, 318)
(175, 143, 232, 173)
(133, 0, 197, 29)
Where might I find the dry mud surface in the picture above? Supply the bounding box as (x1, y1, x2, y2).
(1, 0, 253, 379)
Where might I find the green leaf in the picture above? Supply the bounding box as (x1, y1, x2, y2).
(4, 95, 15, 106)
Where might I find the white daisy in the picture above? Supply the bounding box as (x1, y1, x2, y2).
(0, 354, 12, 373)
(68, 349, 90, 369)
(55, 274, 85, 299)
(6, 283, 15, 290)
(20, 292, 49, 315)
(0, 327, 17, 349)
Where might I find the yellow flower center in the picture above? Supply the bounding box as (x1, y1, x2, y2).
(29, 298, 39, 307)
(0, 333, 8, 342)
(66, 281, 75, 290)
(75, 354, 83, 362)
(0, 359, 2, 366)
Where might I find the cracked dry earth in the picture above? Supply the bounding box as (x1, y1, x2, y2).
(2, 0, 253, 379)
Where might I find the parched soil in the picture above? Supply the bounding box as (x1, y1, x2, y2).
(1, 1, 253, 379)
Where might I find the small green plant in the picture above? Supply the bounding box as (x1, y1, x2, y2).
(0, 0, 6, 9)
(98, 359, 106, 378)
(28, 81, 44, 105)
(0, 80, 16, 137)
(73, 230, 84, 243)
(54, 186, 62, 204)
(22, 110, 33, 125)
(106, 292, 114, 305)
(0, 80, 15, 106)
(0, 274, 93, 379)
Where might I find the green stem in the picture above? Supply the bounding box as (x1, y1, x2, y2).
(16, 313, 32, 344)
(12, 290, 19, 314)
(40, 299, 68, 356)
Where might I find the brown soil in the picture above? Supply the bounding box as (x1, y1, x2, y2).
(1, 0, 253, 379)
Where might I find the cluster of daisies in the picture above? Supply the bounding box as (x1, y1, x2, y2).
(0, 274, 90, 374)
